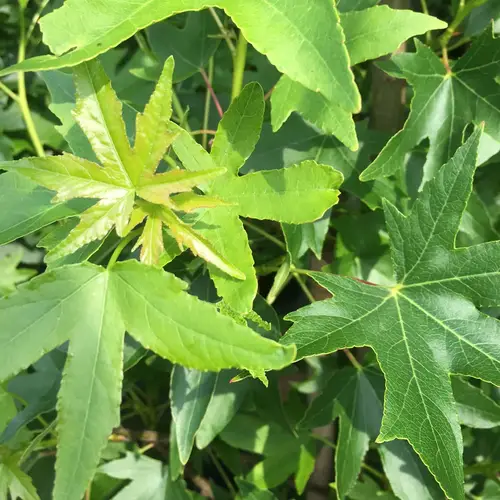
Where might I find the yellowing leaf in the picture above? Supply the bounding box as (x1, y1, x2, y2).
(134, 57, 177, 179)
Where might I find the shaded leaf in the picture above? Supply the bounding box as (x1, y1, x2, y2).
(362, 29, 500, 183)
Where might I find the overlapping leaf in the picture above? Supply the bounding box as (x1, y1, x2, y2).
(0, 260, 295, 500)
(299, 366, 442, 500)
(0, 58, 244, 278)
(0, 0, 360, 116)
(282, 128, 500, 500)
(271, 5, 446, 150)
(169, 83, 343, 313)
(361, 28, 500, 183)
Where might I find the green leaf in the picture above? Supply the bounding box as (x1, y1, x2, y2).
(282, 210, 331, 262)
(47, 194, 135, 262)
(452, 377, 500, 429)
(0, 249, 37, 296)
(170, 367, 217, 464)
(147, 11, 219, 82)
(0, 173, 91, 246)
(295, 442, 315, 495)
(134, 215, 164, 265)
(0, 261, 294, 498)
(0, 455, 40, 500)
(101, 453, 191, 499)
(0, 154, 130, 202)
(341, 6, 447, 66)
(134, 57, 176, 178)
(270, 6, 445, 150)
(361, 29, 500, 182)
(72, 59, 136, 186)
(137, 167, 226, 205)
(283, 128, 500, 500)
(246, 117, 396, 211)
(210, 82, 265, 176)
(195, 371, 251, 449)
(215, 160, 343, 224)
(110, 260, 295, 371)
(300, 366, 443, 500)
(236, 478, 278, 500)
(271, 75, 358, 151)
(159, 206, 246, 280)
(53, 273, 124, 500)
(3, 0, 360, 113)
(0, 388, 16, 435)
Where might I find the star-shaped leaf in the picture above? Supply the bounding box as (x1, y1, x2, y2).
(270, 5, 446, 150)
(0, 57, 242, 278)
(361, 28, 500, 183)
(0, 260, 295, 500)
(282, 127, 500, 500)
(169, 83, 343, 313)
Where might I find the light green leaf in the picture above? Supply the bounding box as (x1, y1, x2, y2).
(170, 367, 217, 464)
(172, 123, 257, 312)
(73, 59, 135, 186)
(341, 6, 447, 66)
(271, 75, 358, 151)
(101, 453, 190, 499)
(336, 0, 379, 12)
(270, 6, 445, 150)
(170, 192, 230, 212)
(191, 207, 257, 313)
(0, 249, 37, 296)
(134, 216, 164, 265)
(0, 154, 129, 202)
(159, 206, 245, 280)
(295, 443, 315, 495)
(137, 167, 226, 205)
(147, 11, 219, 82)
(0, 388, 16, 435)
(282, 210, 331, 262)
(134, 57, 176, 178)
(54, 270, 124, 500)
(0, 264, 102, 383)
(283, 128, 500, 500)
(361, 29, 500, 182)
(452, 377, 500, 429)
(110, 260, 295, 371)
(0, 455, 40, 500)
(0, 261, 295, 498)
(215, 160, 343, 224)
(246, 117, 396, 211)
(0, 173, 91, 246)
(195, 371, 251, 449)
(47, 194, 134, 262)
(2, 0, 359, 113)
(210, 82, 265, 176)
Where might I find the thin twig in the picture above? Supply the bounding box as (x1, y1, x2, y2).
(243, 220, 286, 249)
(0, 81, 20, 103)
(208, 7, 236, 55)
(202, 58, 215, 148)
(17, 3, 44, 157)
(200, 67, 223, 118)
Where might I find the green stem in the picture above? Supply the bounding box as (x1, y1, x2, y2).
(243, 220, 286, 250)
(310, 434, 387, 482)
(26, 0, 50, 43)
(420, 0, 429, 14)
(17, 4, 44, 157)
(231, 31, 247, 101)
(208, 448, 237, 497)
(294, 273, 316, 304)
(202, 58, 214, 149)
(208, 8, 236, 55)
(172, 91, 191, 132)
(108, 229, 142, 268)
(0, 81, 20, 103)
(439, 0, 488, 51)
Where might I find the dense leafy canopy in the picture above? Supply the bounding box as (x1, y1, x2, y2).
(1, 1, 500, 499)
